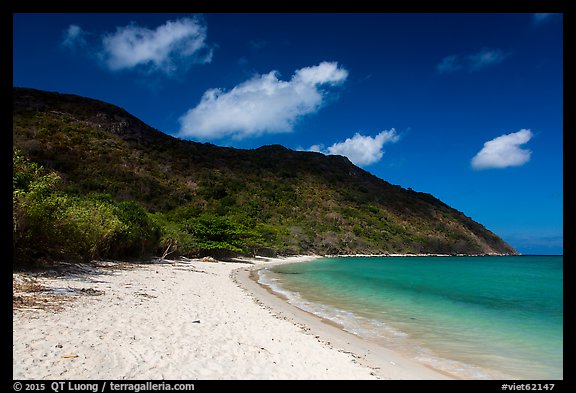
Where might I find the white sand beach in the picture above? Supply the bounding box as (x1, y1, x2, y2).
(13, 256, 451, 380)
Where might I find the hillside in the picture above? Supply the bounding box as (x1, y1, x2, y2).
(12, 87, 517, 261)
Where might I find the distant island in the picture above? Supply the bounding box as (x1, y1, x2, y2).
(12, 87, 517, 265)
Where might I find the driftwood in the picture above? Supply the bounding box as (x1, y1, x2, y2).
(160, 240, 176, 260)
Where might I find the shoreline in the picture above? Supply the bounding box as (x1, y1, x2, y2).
(12, 255, 451, 380)
(243, 255, 564, 381)
(232, 255, 453, 380)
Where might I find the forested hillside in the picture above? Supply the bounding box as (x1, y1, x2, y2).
(12, 87, 517, 264)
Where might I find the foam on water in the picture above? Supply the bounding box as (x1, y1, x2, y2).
(259, 268, 406, 340)
(259, 268, 502, 379)
(257, 256, 563, 380)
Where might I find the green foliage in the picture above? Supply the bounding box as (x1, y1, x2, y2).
(14, 187, 125, 262)
(46, 194, 125, 259)
(184, 216, 263, 257)
(13, 150, 60, 197)
(148, 213, 196, 257)
(12, 87, 517, 260)
(13, 150, 159, 264)
(147, 213, 275, 259)
(87, 194, 161, 257)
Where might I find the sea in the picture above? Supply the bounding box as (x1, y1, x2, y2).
(258, 256, 563, 380)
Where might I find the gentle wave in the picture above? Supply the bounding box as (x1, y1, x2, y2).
(258, 267, 509, 379)
(258, 256, 563, 379)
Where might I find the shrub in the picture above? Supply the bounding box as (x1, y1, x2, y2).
(182, 215, 270, 257)
(148, 212, 196, 258)
(13, 150, 160, 263)
(14, 189, 125, 262)
(88, 194, 161, 257)
(52, 194, 125, 259)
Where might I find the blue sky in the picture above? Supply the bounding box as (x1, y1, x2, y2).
(13, 13, 563, 254)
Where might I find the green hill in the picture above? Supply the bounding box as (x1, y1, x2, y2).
(12, 87, 517, 263)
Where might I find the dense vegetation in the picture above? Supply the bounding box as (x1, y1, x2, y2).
(12, 87, 516, 265)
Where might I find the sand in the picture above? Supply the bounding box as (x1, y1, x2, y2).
(13, 256, 451, 380)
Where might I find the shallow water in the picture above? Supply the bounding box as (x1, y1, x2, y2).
(259, 256, 563, 379)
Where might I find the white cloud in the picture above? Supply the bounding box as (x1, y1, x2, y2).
(293, 62, 349, 85)
(100, 16, 212, 74)
(62, 24, 86, 48)
(471, 129, 533, 170)
(468, 48, 508, 71)
(436, 55, 462, 74)
(308, 129, 400, 167)
(178, 61, 348, 140)
(308, 144, 324, 153)
(436, 48, 508, 73)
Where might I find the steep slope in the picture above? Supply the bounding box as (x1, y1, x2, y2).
(13, 87, 517, 256)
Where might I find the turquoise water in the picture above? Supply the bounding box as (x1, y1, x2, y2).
(259, 256, 563, 379)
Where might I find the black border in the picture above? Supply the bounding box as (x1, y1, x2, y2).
(5, 0, 573, 13)
(7, 0, 573, 390)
